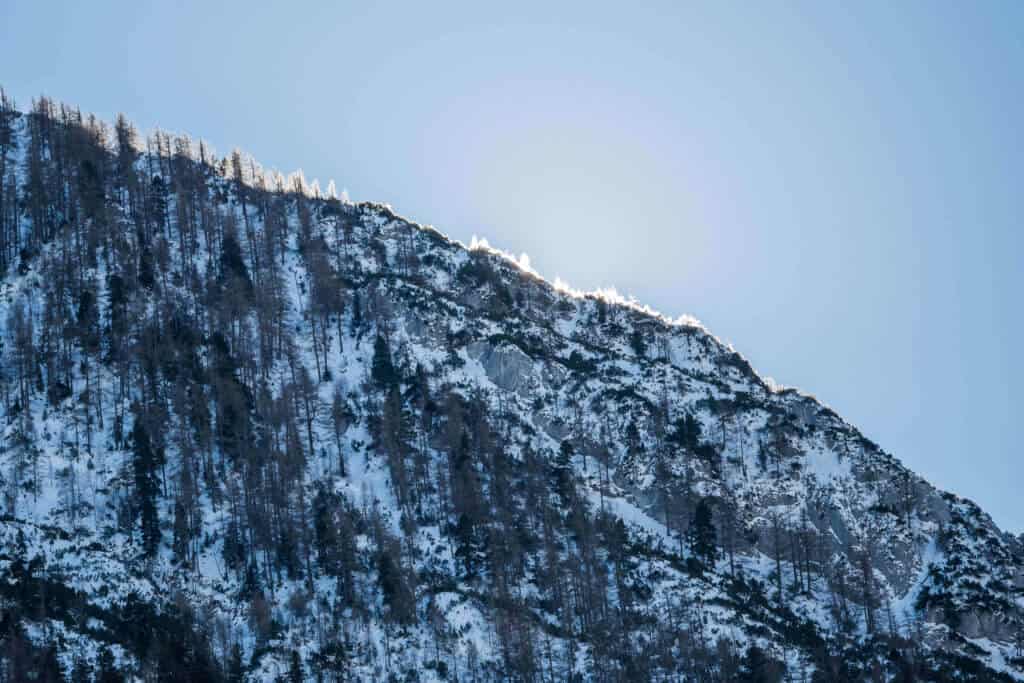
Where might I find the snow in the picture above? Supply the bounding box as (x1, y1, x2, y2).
(0, 104, 1018, 681)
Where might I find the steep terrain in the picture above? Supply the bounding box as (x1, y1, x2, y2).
(0, 93, 1021, 682)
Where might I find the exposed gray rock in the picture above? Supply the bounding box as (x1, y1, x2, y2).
(467, 340, 535, 394)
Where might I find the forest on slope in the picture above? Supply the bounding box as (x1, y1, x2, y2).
(0, 91, 1021, 682)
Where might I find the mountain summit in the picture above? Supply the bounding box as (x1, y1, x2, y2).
(0, 93, 1020, 681)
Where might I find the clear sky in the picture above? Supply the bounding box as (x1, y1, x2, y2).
(2, 1, 1021, 532)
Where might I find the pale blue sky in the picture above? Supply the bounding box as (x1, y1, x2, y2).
(2, 1, 1022, 531)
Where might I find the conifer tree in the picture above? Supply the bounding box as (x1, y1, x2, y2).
(371, 332, 397, 388)
(172, 498, 189, 564)
(222, 518, 244, 573)
(553, 439, 576, 505)
(287, 650, 304, 683)
(690, 497, 717, 565)
(131, 411, 161, 557)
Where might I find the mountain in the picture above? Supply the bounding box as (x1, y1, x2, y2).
(0, 92, 1020, 682)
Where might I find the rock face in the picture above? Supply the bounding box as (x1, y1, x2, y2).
(467, 341, 535, 394)
(0, 96, 1020, 681)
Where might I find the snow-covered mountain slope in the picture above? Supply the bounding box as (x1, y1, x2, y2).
(0, 94, 1020, 681)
